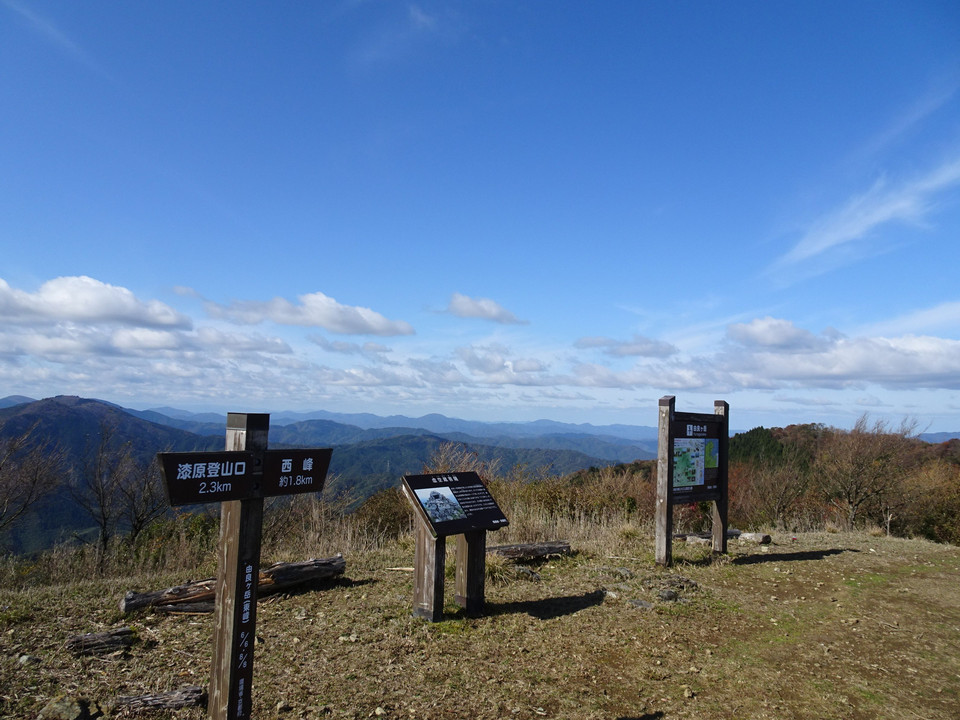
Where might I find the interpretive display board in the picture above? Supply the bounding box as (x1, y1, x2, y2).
(401, 471, 508, 621)
(402, 472, 509, 538)
(670, 414, 723, 503)
(656, 397, 729, 566)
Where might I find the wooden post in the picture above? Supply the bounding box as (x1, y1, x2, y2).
(712, 401, 730, 554)
(655, 396, 675, 566)
(454, 529, 486, 616)
(209, 413, 269, 720)
(412, 519, 445, 621)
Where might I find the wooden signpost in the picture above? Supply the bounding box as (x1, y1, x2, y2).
(655, 397, 729, 566)
(157, 413, 332, 720)
(401, 472, 508, 621)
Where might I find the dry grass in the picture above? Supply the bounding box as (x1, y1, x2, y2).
(2, 525, 959, 720)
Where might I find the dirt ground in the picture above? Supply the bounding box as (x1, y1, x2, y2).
(2, 531, 959, 719)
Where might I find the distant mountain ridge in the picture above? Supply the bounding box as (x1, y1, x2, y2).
(0, 396, 624, 553)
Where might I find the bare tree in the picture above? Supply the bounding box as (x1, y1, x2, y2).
(69, 422, 137, 566)
(813, 415, 919, 531)
(116, 454, 168, 543)
(0, 426, 64, 534)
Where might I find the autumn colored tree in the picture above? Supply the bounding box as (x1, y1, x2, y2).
(813, 415, 919, 531)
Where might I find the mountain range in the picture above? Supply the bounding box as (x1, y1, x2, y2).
(0, 395, 659, 553)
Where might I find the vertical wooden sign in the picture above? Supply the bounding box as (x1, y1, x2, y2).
(209, 413, 268, 720)
(158, 416, 332, 720)
(655, 396, 675, 566)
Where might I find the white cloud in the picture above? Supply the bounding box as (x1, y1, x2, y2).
(310, 335, 392, 358)
(857, 300, 960, 338)
(773, 155, 960, 273)
(446, 293, 526, 324)
(726, 317, 830, 351)
(0, 276, 190, 328)
(575, 334, 678, 358)
(205, 291, 414, 336)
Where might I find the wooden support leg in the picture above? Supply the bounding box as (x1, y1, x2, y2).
(712, 497, 728, 554)
(413, 521, 445, 622)
(455, 530, 486, 616)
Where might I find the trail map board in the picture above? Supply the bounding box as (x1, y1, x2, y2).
(670, 414, 723, 503)
(656, 397, 729, 566)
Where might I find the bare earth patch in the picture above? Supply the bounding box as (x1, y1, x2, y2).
(2, 531, 959, 719)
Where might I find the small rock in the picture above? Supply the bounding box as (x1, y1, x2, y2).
(36, 696, 103, 720)
(18, 653, 41, 666)
(277, 700, 294, 713)
(374, 707, 386, 716)
(516, 567, 540, 582)
(683, 685, 696, 698)
(659, 589, 679, 602)
(629, 599, 654, 610)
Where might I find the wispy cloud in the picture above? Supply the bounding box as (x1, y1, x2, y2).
(574, 334, 677, 358)
(2, 0, 113, 80)
(857, 300, 960, 338)
(772, 155, 960, 275)
(348, 4, 443, 70)
(445, 293, 526, 324)
(859, 76, 960, 159)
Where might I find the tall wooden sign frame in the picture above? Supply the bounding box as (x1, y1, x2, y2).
(157, 413, 332, 720)
(655, 396, 729, 566)
(401, 472, 508, 621)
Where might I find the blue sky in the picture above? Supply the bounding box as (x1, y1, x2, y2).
(2, 1, 960, 432)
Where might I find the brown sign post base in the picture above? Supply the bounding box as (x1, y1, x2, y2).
(412, 519, 488, 622)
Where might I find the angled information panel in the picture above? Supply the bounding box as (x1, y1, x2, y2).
(402, 471, 508, 538)
(670, 412, 723, 503)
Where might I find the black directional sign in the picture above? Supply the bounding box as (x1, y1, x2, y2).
(159, 451, 258, 506)
(159, 447, 333, 506)
(261, 448, 332, 497)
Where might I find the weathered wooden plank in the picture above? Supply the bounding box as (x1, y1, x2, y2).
(120, 556, 346, 613)
(455, 529, 486, 615)
(114, 685, 207, 711)
(65, 627, 136, 656)
(486, 541, 571, 560)
(655, 396, 675, 566)
(412, 519, 445, 621)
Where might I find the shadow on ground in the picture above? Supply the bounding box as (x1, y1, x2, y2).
(486, 589, 606, 620)
(732, 548, 858, 565)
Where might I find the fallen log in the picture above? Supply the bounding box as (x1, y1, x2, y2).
(487, 541, 571, 560)
(120, 555, 346, 614)
(674, 528, 743, 542)
(114, 685, 207, 712)
(740, 532, 772, 544)
(155, 602, 215, 614)
(65, 627, 136, 656)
